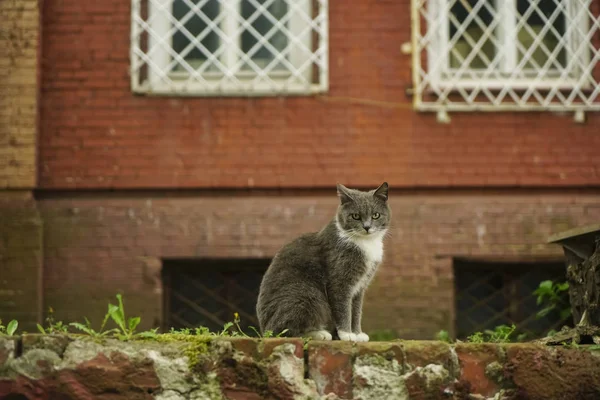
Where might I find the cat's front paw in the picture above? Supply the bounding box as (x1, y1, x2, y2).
(355, 332, 369, 342)
(338, 330, 358, 342)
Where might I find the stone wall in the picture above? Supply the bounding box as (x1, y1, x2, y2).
(1, 335, 600, 399)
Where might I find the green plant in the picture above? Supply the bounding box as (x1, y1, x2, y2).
(37, 307, 68, 334)
(435, 329, 452, 343)
(208, 312, 288, 338)
(486, 324, 516, 343)
(69, 300, 120, 337)
(69, 315, 118, 338)
(534, 280, 571, 321)
(467, 324, 516, 343)
(107, 294, 157, 340)
(467, 331, 485, 343)
(0, 319, 18, 336)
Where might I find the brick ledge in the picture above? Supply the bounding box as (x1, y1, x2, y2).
(1, 336, 599, 399)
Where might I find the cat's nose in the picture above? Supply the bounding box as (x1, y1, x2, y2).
(363, 225, 371, 233)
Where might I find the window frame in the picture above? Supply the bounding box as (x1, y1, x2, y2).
(131, 0, 329, 96)
(426, 0, 592, 91)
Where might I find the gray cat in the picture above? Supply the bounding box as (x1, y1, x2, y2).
(256, 182, 391, 342)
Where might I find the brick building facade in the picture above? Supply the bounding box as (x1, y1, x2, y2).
(1, 0, 600, 338)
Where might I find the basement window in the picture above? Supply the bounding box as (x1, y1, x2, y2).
(162, 258, 269, 332)
(453, 258, 571, 340)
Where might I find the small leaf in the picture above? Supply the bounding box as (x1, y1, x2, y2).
(557, 282, 570, 292)
(36, 324, 46, 334)
(539, 280, 553, 291)
(276, 328, 290, 338)
(220, 322, 233, 335)
(99, 328, 119, 337)
(69, 322, 94, 336)
(108, 303, 126, 331)
(536, 295, 545, 305)
(128, 317, 141, 332)
(100, 307, 113, 332)
(195, 326, 210, 336)
(108, 304, 120, 316)
(6, 320, 18, 336)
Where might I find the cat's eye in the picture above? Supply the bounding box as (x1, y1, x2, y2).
(351, 213, 361, 220)
(372, 212, 381, 219)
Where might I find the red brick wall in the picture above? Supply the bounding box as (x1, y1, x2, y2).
(39, 192, 600, 338)
(39, 1, 600, 190)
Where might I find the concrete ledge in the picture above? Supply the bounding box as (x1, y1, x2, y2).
(1, 335, 600, 399)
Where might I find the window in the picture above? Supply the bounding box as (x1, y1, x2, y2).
(413, 0, 600, 111)
(162, 258, 269, 332)
(453, 259, 572, 340)
(131, 0, 328, 96)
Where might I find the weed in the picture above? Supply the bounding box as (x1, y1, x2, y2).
(236, 313, 288, 338)
(37, 307, 68, 334)
(0, 319, 18, 336)
(107, 294, 157, 340)
(5, 295, 285, 342)
(534, 280, 571, 321)
(467, 331, 485, 343)
(69, 315, 118, 338)
(467, 324, 516, 343)
(435, 329, 452, 343)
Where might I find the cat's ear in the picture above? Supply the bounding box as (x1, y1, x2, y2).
(336, 183, 353, 205)
(374, 182, 389, 202)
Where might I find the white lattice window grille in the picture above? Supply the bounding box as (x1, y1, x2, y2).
(412, 0, 600, 113)
(131, 0, 328, 96)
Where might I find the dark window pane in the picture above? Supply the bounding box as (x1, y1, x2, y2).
(516, 0, 566, 70)
(454, 259, 571, 340)
(172, 0, 220, 71)
(241, 0, 288, 70)
(449, 0, 497, 70)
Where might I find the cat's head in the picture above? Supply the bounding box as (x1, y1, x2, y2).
(335, 182, 391, 238)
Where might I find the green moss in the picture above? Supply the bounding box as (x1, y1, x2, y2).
(144, 332, 212, 371)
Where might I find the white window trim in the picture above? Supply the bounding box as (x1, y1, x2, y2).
(131, 0, 329, 96)
(426, 0, 592, 91)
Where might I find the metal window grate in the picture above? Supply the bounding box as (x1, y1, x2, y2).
(162, 258, 269, 332)
(454, 259, 572, 340)
(411, 0, 600, 112)
(131, 0, 329, 96)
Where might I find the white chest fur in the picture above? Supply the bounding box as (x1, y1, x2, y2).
(350, 233, 384, 265)
(336, 223, 386, 295)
